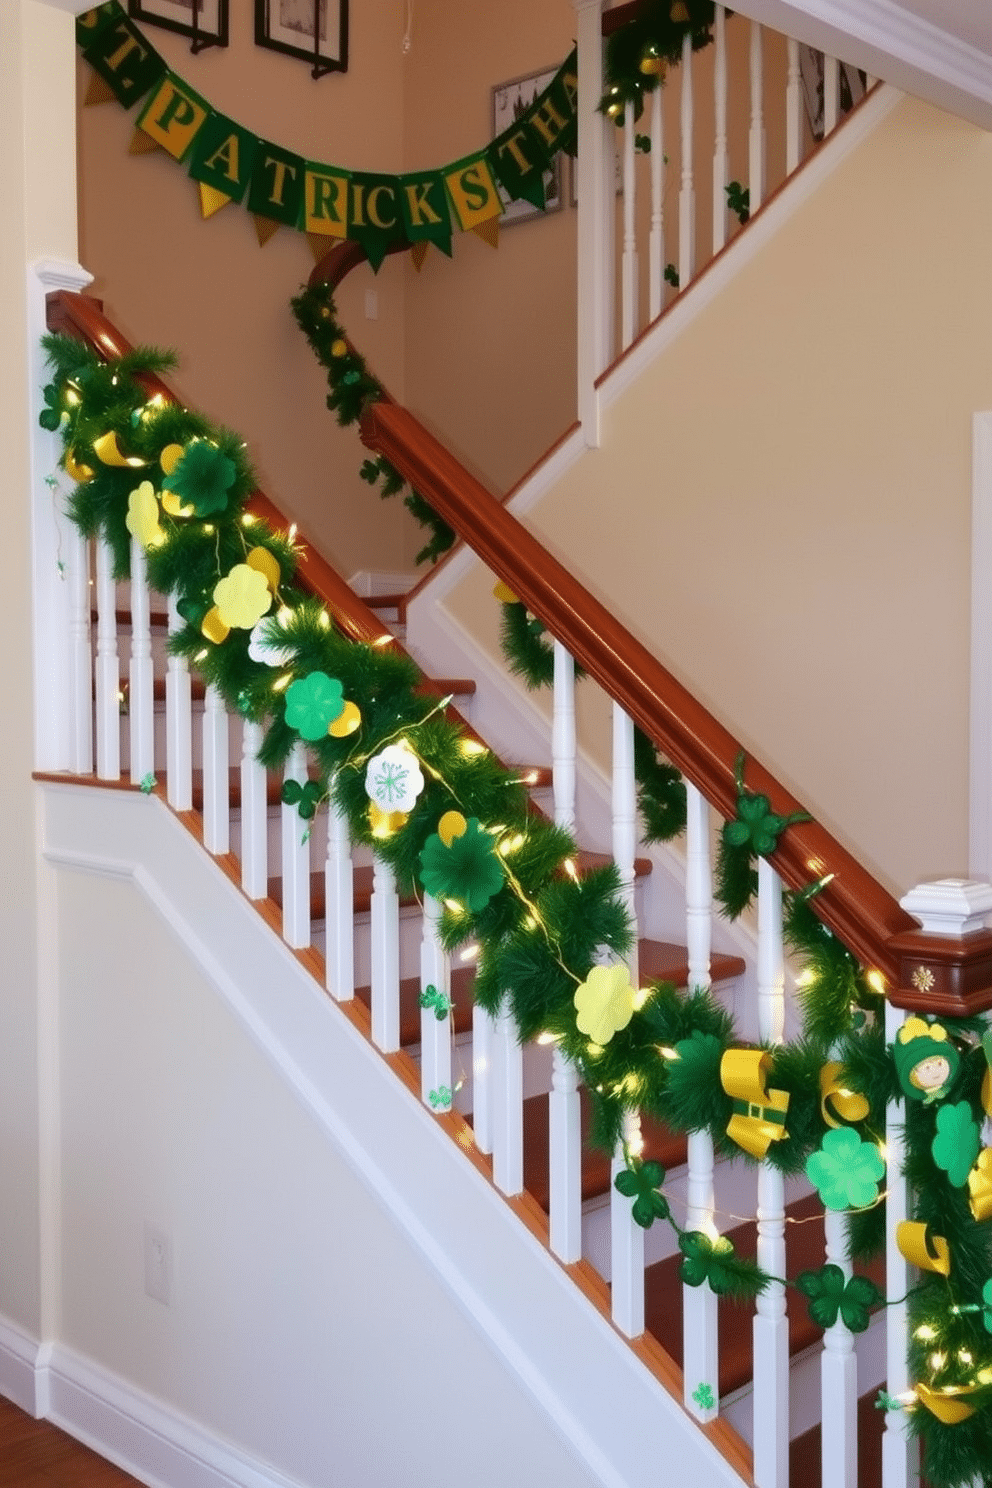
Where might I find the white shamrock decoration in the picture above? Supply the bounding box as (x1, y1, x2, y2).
(248, 616, 295, 667)
(364, 743, 425, 814)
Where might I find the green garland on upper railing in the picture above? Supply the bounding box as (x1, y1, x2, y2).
(38, 332, 992, 1485)
(291, 280, 455, 566)
(599, 0, 719, 121)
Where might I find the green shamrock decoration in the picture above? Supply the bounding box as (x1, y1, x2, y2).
(691, 1382, 715, 1411)
(162, 438, 235, 517)
(614, 1159, 670, 1230)
(795, 1264, 882, 1333)
(983, 1278, 992, 1332)
(805, 1127, 885, 1211)
(679, 1230, 740, 1294)
(284, 671, 345, 742)
(722, 752, 811, 856)
(139, 773, 156, 794)
(419, 985, 452, 1022)
(418, 818, 505, 914)
(876, 1391, 904, 1413)
(428, 1086, 453, 1109)
(931, 1100, 982, 1188)
(39, 382, 67, 432)
(281, 778, 323, 821)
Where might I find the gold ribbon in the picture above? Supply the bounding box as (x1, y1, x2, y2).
(968, 1147, 992, 1223)
(915, 1383, 977, 1424)
(720, 1049, 790, 1159)
(819, 1062, 870, 1129)
(896, 1220, 951, 1277)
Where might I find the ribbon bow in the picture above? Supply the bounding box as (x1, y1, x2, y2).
(720, 1049, 790, 1159)
(819, 1061, 870, 1129)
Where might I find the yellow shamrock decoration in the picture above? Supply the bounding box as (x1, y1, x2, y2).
(124, 480, 164, 549)
(201, 607, 230, 645)
(438, 811, 468, 847)
(246, 545, 281, 594)
(574, 963, 636, 1046)
(328, 700, 362, 737)
(213, 564, 272, 630)
(159, 442, 184, 476)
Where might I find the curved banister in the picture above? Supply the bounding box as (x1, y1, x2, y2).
(359, 399, 992, 1008)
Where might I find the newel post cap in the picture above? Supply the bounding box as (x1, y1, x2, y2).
(887, 879, 992, 1016)
(899, 878, 992, 937)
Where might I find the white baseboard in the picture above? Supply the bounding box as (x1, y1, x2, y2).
(0, 1315, 43, 1413)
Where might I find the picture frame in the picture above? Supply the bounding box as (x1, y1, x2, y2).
(127, 0, 228, 52)
(254, 0, 349, 79)
(492, 66, 563, 226)
(798, 47, 865, 140)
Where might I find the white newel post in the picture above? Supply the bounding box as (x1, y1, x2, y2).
(128, 534, 154, 785)
(753, 857, 788, 1488)
(94, 536, 120, 781)
(574, 0, 613, 444)
(419, 893, 452, 1111)
(325, 789, 354, 1001)
(239, 718, 267, 898)
(29, 259, 94, 773)
(880, 880, 992, 1488)
(683, 783, 719, 1419)
(166, 595, 192, 811)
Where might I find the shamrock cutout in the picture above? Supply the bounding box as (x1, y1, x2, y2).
(419, 817, 504, 913)
(125, 480, 164, 549)
(213, 564, 272, 631)
(248, 616, 295, 668)
(365, 744, 425, 814)
(796, 1264, 882, 1333)
(574, 963, 637, 1046)
(722, 752, 810, 856)
(284, 672, 345, 742)
(162, 438, 235, 517)
(876, 1391, 904, 1414)
(614, 1158, 670, 1230)
(418, 985, 452, 1022)
(692, 1383, 715, 1412)
(931, 1101, 982, 1188)
(679, 1231, 739, 1294)
(805, 1127, 885, 1211)
(982, 1279, 992, 1332)
(281, 778, 323, 821)
(428, 1086, 452, 1110)
(39, 383, 67, 432)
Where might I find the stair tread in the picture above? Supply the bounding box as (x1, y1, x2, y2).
(190, 768, 283, 812)
(353, 965, 476, 1047)
(578, 849, 652, 878)
(643, 1193, 887, 1399)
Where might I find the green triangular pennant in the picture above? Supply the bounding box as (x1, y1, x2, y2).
(247, 140, 305, 228)
(189, 111, 259, 207)
(523, 51, 578, 161)
(82, 11, 166, 110)
(397, 170, 452, 257)
(75, 1, 122, 50)
(348, 173, 404, 272)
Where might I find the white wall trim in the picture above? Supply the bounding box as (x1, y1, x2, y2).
(0, 1315, 44, 1414)
(970, 412, 992, 880)
(347, 569, 418, 599)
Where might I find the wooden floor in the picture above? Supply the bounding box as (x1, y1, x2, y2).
(0, 1393, 144, 1487)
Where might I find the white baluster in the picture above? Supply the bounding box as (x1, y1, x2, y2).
(239, 719, 267, 899)
(128, 536, 154, 785)
(492, 1002, 523, 1195)
(712, 4, 728, 254)
(824, 54, 840, 135)
(648, 83, 665, 320)
(611, 1109, 645, 1337)
(166, 596, 192, 811)
(573, 0, 613, 441)
(753, 857, 788, 1488)
(370, 852, 400, 1051)
(552, 640, 577, 832)
(93, 537, 120, 780)
(683, 782, 718, 1418)
(612, 704, 639, 985)
(280, 742, 310, 948)
(882, 997, 920, 1488)
(472, 1003, 496, 1155)
(67, 526, 92, 774)
(679, 32, 696, 288)
(822, 1208, 858, 1487)
(549, 1044, 582, 1262)
(621, 100, 639, 350)
(786, 37, 803, 173)
(748, 22, 767, 215)
(325, 790, 354, 1001)
(202, 683, 230, 855)
(420, 894, 452, 1111)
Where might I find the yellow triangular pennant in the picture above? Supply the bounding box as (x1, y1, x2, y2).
(410, 241, 429, 272)
(198, 181, 233, 220)
(84, 71, 117, 107)
(471, 217, 500, 250)
(306, 232, 335, 263)
(252, 214, 280, 247)
(129, 128, 161, 156)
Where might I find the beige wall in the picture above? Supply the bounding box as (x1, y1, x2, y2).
(445, 95, 992, 898)
(77, 0, 425, 579)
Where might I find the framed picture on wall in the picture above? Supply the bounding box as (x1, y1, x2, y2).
(492, 67, 562, 226)
(798, 47, 865, 139)
(127, 0, 228, 51)
(254, 0, 349, 78)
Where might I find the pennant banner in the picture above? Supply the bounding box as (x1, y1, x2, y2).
(75, 5, 579, 267)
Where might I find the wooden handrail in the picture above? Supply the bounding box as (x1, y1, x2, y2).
(359, 400, 992, 1011)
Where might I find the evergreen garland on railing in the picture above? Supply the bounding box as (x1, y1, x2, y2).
(599, 0, 719, 121)
(290, 280, 455, 566)
(39, 331, 992, 1485)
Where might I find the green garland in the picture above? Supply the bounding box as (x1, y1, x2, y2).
(40, 332, 992, 1485)
(290, 279, 455, 566)
(599, 1, 719, 121)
